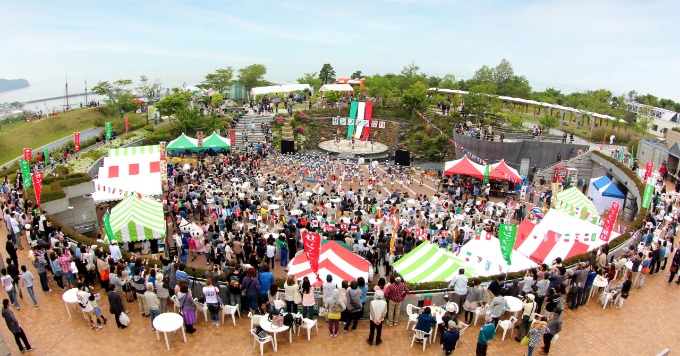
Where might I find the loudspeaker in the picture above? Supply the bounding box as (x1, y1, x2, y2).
(394, 149, 410, 166)
(281, 140, 295, 154)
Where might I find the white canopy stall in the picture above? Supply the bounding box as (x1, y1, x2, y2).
(250, 84, 312, 99)
(319, 84, 354, 92)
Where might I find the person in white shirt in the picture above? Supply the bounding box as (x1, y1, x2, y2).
(19, 266, 38, 307)
(202, 279, 220, 328)
(448, 269, 468, 314)
(109, 242, 122, 261)
(266, 242, 276, 269)
(1, 269, 18, 309)
(77, 283, 101, 330)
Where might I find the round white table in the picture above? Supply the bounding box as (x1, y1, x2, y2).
(62, 288, 79, 319)
(259, 317, 291, 352)
(504, 296, 523, 318)
(430, 306, 446, 343)
(153, 312, 187, 350)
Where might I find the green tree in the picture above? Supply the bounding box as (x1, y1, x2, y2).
(202, 67, 234, 93)
(401, 81, 428, 115)
(439, 74, 458, 89)
(364, 74, 398, 107)
(492, 59, 514, 85)
(91, 79, 135, 118)
(539, 115, 559, 133)
(136, 75, 162, 101)
(237, 64, 268, 96)
(156, 91, 191, 117)
(398, 62, 427, 90)
(319, 64, 336, 84)
(173, 107, 219, 134)
(351, 70, 362, 79)
(471, 65, 494, 84)
(499, 75, 532, 98)
(210, 92, 224, 108)
(297, 72, 322, 91)
(427, 76, 442, 88)
(632, 107, 654, 135)
(324, 90, 339, 107)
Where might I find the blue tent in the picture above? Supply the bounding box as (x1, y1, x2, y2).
(588, 176, 626, 214)
(591, 176, 625, 198)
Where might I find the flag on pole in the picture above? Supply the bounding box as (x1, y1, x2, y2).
(498, 224, 517, 266)
(483, 165, 490, 184)
(20, 160, 32, 189)
(102, 210, 116, 242)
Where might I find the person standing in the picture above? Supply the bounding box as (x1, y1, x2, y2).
(1, 268, 19, 309)
(441, 320, 461, 355)
(366, 290, 387, 346)
(527, 317, 550, 356)
(154, 274, 169, 314)
(383, 277, 409, 326)
(343, 281, 363, 333)
(19, 266, 38, 307)
(447, 269, 468, 314)
(32, 252, 51, 293)
(144, 283, 161, 331)
(2, 299, 34, 352)
(476, 315, 496, 356)
(77, 283, 102, 331)
(540, 308, 562, 355)
(107, 285, 126, 329)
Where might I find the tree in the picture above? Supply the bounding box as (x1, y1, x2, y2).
(499, 75, 532, 98)
(156, 91, 191, 117)
(471, 65, 494, 84)
(237, 64, 268, 96)
(364, 74, 398, 107)
(318, 64, 336, 84)
(439, 74, 458, 89)
(136, 75, 162, 102)
(427, 76, 442, 88)
(173, 107, 219, 135)
(324, 90, 339, 107)
(297, 72, 322, 91)
(401, 81, 428, 115)
(539, 115, 559, 133)
(492, 59, 515, 85)
(351, 70, 363, 79)
(210, 93, 224, 108)
(202, 67, 234, 93)
(91, 79, 135, 118)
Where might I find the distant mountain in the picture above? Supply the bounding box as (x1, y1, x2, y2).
(0, 79, 30, 93)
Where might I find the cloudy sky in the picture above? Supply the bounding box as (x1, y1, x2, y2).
(1, 0, 679, 101)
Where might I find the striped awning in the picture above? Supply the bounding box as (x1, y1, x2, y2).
(392, 242, 474, 283)
(109, 144, 160, 157)
(110, 196, 166, 242)
(554, 187, 600, 224)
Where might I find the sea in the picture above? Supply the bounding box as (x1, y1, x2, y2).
(0, 82, 105, 118)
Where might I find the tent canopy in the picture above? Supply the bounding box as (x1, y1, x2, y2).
(201, 132, 231, 150)
(319, 84, 354, 92)
(444, 156, 485, 178)
(587, 176, 626, 215)
(554, 187, 601, 224)
(92, 145, 162, 202)
(109, 196, 166, 242)
(490, 159, 522, 183)
(392, 242, 474, 282)
(514, 209, 617, 264)
(458, 231, 537, 276)
(167, 133, 199, 151)
(250, 84, 312, 97)
(287, 241, 370, 286)
(591, 176, 625, 198)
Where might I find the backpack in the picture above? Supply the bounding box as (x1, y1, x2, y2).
(283, 313, 294, 327)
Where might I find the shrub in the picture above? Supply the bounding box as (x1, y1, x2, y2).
(295, 126, 306, 134)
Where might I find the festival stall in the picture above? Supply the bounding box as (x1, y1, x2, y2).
(250, 84, 312, 99)
(457, 231, 537, 276)
(109, 196, 166, 248)
(201, 132, 231, 150)
(553, 187, 601, 225)
(489, 159, 522, 183)
(392, 242, 474, 282)
(92, 145, 162, 202)
(166, 133, 199, 152)
(318, 84, 354, 92)
(287, 240, 370, 286)
(443, 156, 485, 178)
(513, 209, 617, 264)
(587, 176, 626, 215)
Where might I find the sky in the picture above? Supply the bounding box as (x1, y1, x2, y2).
(1, 0, 679, 101)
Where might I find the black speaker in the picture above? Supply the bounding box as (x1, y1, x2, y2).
(281, 140, 295, 154)
(394, 149, 410, 166)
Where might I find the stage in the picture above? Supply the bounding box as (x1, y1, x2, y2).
(317, 139, 389, 161)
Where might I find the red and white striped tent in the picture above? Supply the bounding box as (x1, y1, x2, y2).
(444, 156, 485, 178)
(287, 241, 370, 286)
(513, 209, 618, 264)
(489, 159, 522, 183)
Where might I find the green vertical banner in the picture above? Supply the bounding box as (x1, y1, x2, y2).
(483, 165, 490, 184)
(617, 148, 624, 161)
(102, 210, 116, 242)
(20, 160, 32, 189)
(43, 147, 49, 162)
(642, 184, 654, 209)
(498, 224, 517, 266)
(105, 122, 112, 140)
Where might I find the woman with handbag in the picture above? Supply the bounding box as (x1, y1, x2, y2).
(283, 275, 299, 313)
(610, 272, 632, 308)
(242, 268, 260, 314)
(525, 316, 549, 356)
(203, 279, 221, 328)
(177, 280, 197, 334)
(463, 278, 483, 324)
(300, 277, 315, 320)
(325, 288, 345, 338)
(515, 293, 537, 342)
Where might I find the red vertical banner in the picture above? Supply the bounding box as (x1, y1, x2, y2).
(23, 148, 32, 161)
(32, 172, 44, 207)
(229, 129, 236, 148)
(197, 131, 204, 148)
(159, 141, 167, 182)
(74, 132, 81, 152)
(362, 101, 373, 141)
(125, 116, 130, 133)
(301, 231, 321, 282)
(644, 162, 654, 183)
(600, 201, 619, 242)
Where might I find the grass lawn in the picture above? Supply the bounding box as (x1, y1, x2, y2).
(0, 107, 143, 165)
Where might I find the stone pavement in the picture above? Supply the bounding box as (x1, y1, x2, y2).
(1, 215, 678, 356)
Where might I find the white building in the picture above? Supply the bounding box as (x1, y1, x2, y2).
(626, 101, 680, 136)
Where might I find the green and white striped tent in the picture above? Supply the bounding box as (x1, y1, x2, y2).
(554, 187, 601, 225)
(108, 144, 160, 157)
(110, 196, 166, 242)
(392, 242, 474, 283)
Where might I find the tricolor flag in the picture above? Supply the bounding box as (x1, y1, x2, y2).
(465, 251, 472, 262)
(474, 231, 481, 240)
(563, 233, 570, 242)
(591, 233, 597, 241)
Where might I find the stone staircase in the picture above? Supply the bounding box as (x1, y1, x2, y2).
(231, 114, 273, 149)
(533, 149, 596, 184)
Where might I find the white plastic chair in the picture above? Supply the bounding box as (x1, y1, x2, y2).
(170, 295, 181, 313)
(405, 304, 421, 330)
(410, 327, 430, 351)
(552, 333, 559, 344)
(457, 322, 469, 343)
(193, 298, 208, 322)
(496, 316, 518, 340)
(601, 292, 616, 309)
(249, 312, 263, 329)
(251, 328, 273, 356)
(474, 305, 488, 325)
(298, 318, 318, 340)
(221, 304, 241, 325)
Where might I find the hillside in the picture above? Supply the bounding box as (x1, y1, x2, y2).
(0, 78, 30, 93)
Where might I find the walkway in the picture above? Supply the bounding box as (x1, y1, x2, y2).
(522, 121, 624, 153)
